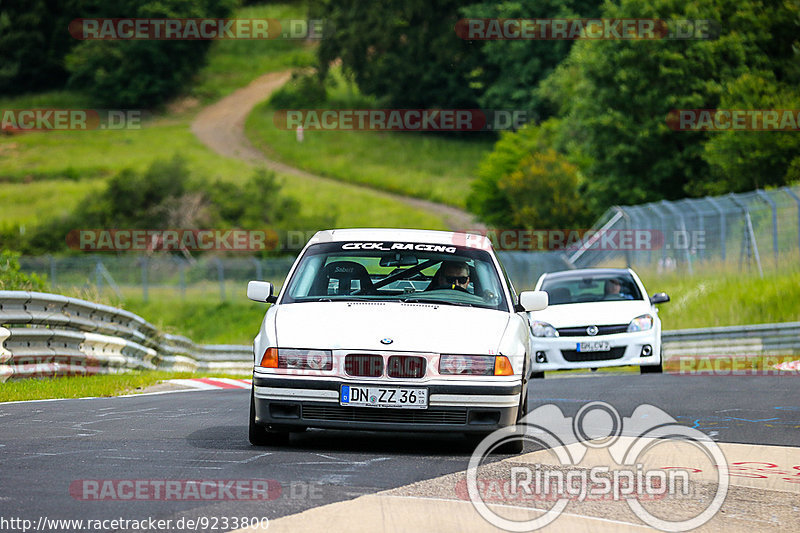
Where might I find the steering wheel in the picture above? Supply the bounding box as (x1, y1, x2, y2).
(481, 289, 500, 305)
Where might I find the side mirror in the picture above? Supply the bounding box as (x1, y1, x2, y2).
(248, 281, 276, 303)
(517, 290, 548, 312)
(650, 292, 670, 304)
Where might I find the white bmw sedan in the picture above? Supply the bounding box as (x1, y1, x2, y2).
(246, 228, 548, 448)
(528, 268, 669, 378)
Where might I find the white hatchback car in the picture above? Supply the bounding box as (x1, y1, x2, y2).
(528, 268, 669, 377)
(246, 228, 548, 448)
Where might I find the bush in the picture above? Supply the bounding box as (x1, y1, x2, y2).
(65, 0, 236, 107)
(0, 250, 46, 291)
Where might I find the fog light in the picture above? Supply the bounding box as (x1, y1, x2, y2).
(641, 345, 652, 357)
(535, 351, 547, 363)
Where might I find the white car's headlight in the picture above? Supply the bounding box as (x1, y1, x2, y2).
(260, 348, 333, 370)
(627, 314, 653, 332)
(531, 321, 559, 337)
(439, 354, 514, 376)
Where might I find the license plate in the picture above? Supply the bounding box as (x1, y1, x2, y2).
(340, 385, 428, 409)
(577, 341, 611, 352)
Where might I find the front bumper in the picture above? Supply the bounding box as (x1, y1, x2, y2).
(530, 329, 661, 371)
(252, 375, 522, 433)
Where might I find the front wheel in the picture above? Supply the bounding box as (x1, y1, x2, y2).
(249, 386, 289, 446)
(640, 363, 663, 374)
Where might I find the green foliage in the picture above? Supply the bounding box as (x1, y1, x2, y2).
(268, 72, 328, 110)
(538, 0, 800, 212)
(0, 250, 46, 291)
(65, 0, 236, 107)
(467, 120, 572, 227)
(310, 0, 482, 108)
(462, 0, 603, 119)
(17, 155, 322, 254)
(698, 71, 800, 194)
(499, 149, 588, 230)
(0, 0, 80, 94)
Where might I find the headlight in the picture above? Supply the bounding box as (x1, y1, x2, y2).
(531, 321, 559, 337)
(259, 348, 333, 370)
(439, 355, 513, 376)
(627, 314, 653, 332)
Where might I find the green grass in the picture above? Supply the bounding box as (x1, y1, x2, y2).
(637, 263, 800, 330)
(191, 4, 316, 103)
(122, 295, 267, 345)
(0, 3, 448, 231)
(246, 103, 493, 209)
(0, 370, 248, 403)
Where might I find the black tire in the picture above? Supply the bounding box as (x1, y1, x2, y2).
(640, 362, 663, 374)
(530, 371, 545, 379)
(249, 387, 290, 446)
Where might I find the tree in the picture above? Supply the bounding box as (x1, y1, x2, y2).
(310, 0, 482, 108)
(698, 71, 800, 194)
(537, 0, 800, 210)
(66, 0, 235, 107)
(499, 149, 588, 231)
(461, 0, 603, 120)
(467, 119, 590, 229)
(0, 0, 81, 94)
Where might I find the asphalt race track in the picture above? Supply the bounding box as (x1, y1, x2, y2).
(1, 374, 798, 532)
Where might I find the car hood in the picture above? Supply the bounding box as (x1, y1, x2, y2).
(529, 300, 652, 327)
(275, 302, 510, 354)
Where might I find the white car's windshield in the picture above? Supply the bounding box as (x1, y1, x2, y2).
(282, 241, 509, 311)
(540, 272, 643, 305)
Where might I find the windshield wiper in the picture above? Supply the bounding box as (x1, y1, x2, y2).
(400, 297, 474, 307)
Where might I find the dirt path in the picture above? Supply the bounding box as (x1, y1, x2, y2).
(191, 70, 485, 231)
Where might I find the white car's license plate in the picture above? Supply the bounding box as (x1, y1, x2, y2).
(577, 341, 611, 352)
(340, 385, 428, 409)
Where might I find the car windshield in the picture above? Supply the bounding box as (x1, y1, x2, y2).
(282, 241, 509, 311)
(540, 272, 643, 305)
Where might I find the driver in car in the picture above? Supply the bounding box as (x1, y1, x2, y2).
(604, 278, 633, 299)
(428, 261, 471, 292)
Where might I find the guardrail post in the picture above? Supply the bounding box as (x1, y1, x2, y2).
(49, 255, 57, 288)
(179, 261, 186, 301)
(755, 189, 779, 267)
(783, 186, 800, 260)
(141, 256, 149, 302)
(215, 257, 225, 301)
(729, 193, 763, 277)
(660, 200, 693, 274)
(252, 257, 263, 281)
(705, 196, 726, 262)
(679, 198, 705, 261)
(95, 260, 103, 294)
(615, 206, 632, 268)
(646, 203, 669, 266)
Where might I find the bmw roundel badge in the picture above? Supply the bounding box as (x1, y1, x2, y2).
(380, 338, 393, 345)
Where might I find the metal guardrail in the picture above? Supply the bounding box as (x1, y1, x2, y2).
(0, 291, 253, 381)
(662, 321, 800, 358)
(1, 292, 797, 381)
